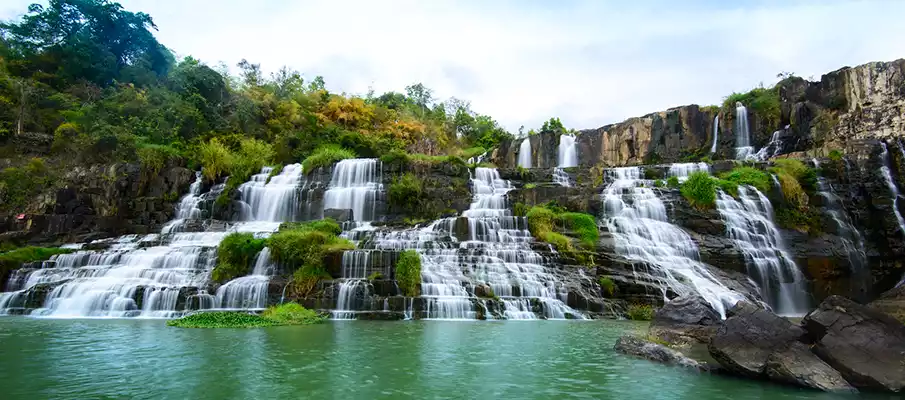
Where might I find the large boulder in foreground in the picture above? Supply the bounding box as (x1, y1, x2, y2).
(803, 295, 905, 392)
(764, 342, 857, 393)
(613, 335, 709, 371)
(708, 302, 806, 377)
(649, 295, 722, 346)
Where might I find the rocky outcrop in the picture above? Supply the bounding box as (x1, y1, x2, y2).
(763, 342, 857, 393)
(802, 295, 905, 392)
(649, 295, 722, 346)
(708, 302, 807, 378)
(614, 335, 710, 372)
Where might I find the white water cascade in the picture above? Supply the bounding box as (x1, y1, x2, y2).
(323, 159, 383, 223)
(518, 138, 532, 168)
(238, 164, 304, 226)
(752, 130, 784, 161)
(668, 163, 710, 183)
(161, 171, 204, 234)
(600, 167, 743, 318)
(812, 159, 868, 298)
(734, 102, 755, 160)
(715, 186, 809, 316)
(214, 247, 273, 309)
(710, 115, 719, 154)
(879, 142, 905, 235)
(553, 134, 577, 187)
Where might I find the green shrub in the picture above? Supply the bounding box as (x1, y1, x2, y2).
(526, 206, 557, 238)
(0, 247, 73, 280)
(771, 158, 817, 194)
(512, 202, 528, 217)
(828, 150, 843, 162)
(720, 166, 771, 192)
(302, 145, 356, 172)
(379, 149, 410, 165)
(680, 171, 717, 210)
(524, 183, 537, 189)
(559, 212, 599, 248)
(212, 233, 266, 283)
(268, 220, 352, 270)
(775, 172, 808, 209)
(0, 158, 55, 212)
(367, 272, 384, 280)
(197, 138, 233, 182)
(598, 277, 616, 297)
(723, 87, 781, 130)
(459, 146, 486, 160)
(666, 176, 679, 188)
(715, 178, 739, 197)
(774, 207, 823, 235)
(387, 173, 423, 213)
(626, 304, 655, 321)
(542, 231, 574, 252)
(654, 179, 665, 188)
(167, 303, 326, 328)
(137, 143, 181, 174)
(395, 250, 422, 296)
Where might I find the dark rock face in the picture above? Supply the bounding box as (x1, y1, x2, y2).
(764, 341, 857, 393)
(649, 295, 722, 346)
(614, 335, 709, 371)
(708, 302, 806, 378)
(323, 208, 352, 223)
(802, 295, 905, 392)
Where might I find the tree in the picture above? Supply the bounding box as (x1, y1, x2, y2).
(540, 117, 565, 134)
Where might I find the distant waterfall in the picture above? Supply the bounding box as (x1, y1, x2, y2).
(668, 163, 710, 183)
(553, 134, 577, 187)
(600, 166, 742, 318)
(879, 142, 905, 234)
(734, 102, 754, 160)
(323, 159, 382, 222)
(812, 159, 868, 300)
(715, 186, 809, 316)
(710, 115, 719, 154)
(517, 139, 532, 168)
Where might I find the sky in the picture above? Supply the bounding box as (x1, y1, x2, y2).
(3, 0, 905, 132)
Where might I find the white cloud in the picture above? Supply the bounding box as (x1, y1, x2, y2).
(3, 0, 905, 132)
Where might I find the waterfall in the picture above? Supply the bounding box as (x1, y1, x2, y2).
(752, 130, 783, 161)
(600, 167, 742, 318)
(238, 164, 304, 225)
(553, 134, 577, 187)
(879, 142, 905, 234)
(323, 159, 382, 222)
(710, 115, 719, 154)
(517, 139, 532, 168)
(214, 248, 273, 309)
(812, 159, 868, 300)
(734, 102, 754, 160)
(715, 186, 809, 316)
(0, 162, 312, 317)
(668, 163, 710, 183)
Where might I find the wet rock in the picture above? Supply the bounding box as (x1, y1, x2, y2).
(614, 335, 710, 371)
(323, 208, 352, 223)
(708, 302, 806, 378)
(764, 342, 857, 393)
(802, 295, 905, 392)
(649, 295, 722, 346)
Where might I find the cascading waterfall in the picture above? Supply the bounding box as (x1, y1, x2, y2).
(752, 130, 784, 161)
(553, 134, 577, 187)
(715, 186, 809, 316)
(323, 159, 382, 223)
(600, 167, 742, 318)
(668, 163, 710, 183)
(812, 159, 868, 299)
(517, 138, 532, 168)
(879, 142, 905, 234)
(710, 115, 719, 154)
(0, 162, 312, 317)
(734, 102, 754, 160)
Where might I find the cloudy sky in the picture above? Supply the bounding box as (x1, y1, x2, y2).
(3, 0, 905, 132)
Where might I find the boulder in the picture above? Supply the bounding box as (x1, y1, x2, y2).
(764, 342, 857, 393)
(323, 208, 352, 223)
(614, 335, 709, 371)
(649, 295, 721, 346)
(802, 295, 905, 392)
(708, 302, 806, 377)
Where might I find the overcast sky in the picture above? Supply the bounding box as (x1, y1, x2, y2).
(3, 0, 905, 132)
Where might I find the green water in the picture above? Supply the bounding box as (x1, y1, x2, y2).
(0, 318, 872, 399)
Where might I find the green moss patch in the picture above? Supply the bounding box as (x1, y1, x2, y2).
(167, 303, 326, 328)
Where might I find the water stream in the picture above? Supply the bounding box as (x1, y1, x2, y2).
(553, 134, 577, 187)
(734, 102, 754, 160)
(517, 138, 532, 168)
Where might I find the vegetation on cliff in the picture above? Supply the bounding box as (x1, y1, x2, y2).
(525, 203, 598, 265)
(680, 172, 718, 210)
(723, 86, 782, 131)
(167, 303, 325, 328)
(268, 219, 353, 297)
(395, 250, 422, 297)
(0, 0, 513, 214)
(0, 246, 72, 281)
(770, 159, 822, 234)
(212, 233, 267, 283)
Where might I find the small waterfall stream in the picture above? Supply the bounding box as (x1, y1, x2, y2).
(879, 142, 905, 234)
(715, 186, 809, 316)
(214, 248, 273, 309)
(517, 138, 532, 168)
(734, 102, 754, 160)
(323, 159, 382, 223)
(238, 164, 304, 225)
(667, 163, 709, 183)
(553, 134, 577, 187)
(710, 115, 719, 154)
(600, 166, 742, 317)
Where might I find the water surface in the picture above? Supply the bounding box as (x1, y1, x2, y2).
(0, 319, 876, 399)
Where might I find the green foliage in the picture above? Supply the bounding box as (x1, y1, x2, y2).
(526, 206, 557, 238)
(167, 303, 326, 328)
(0, 158, 55, 212)
(198, 139, 233, 182)
(720, 166, 771, 193)
(680, 172, 717, 210)
(0, 246, 73, 276)
(654, 179, 665, 188)
(771, 159, 817, 194)
(666, 176, 680, 188)
(774, 207, 823, 235)
(512, 202, 528, 217)
(367, 272, 384, 280)
(542, 231, 573, 252)
(775, 172, 808, 209)
(395, 250, 422, 296)
(137, 143, 181, 174)
(268, 219, 351, 271)
(524, 183, 537, 189)
(598, 277, 616, 297)
(715, 179, 739, 197)
(828, 150, 843, 162)
(266, 164, 284, 183)
(212, 233, 266, 283)
(540, 117, 565, 134)
(387, 173, 423, 213)
(379, 149, 410, 165)
(724, 86, 782, 130)
(301, 145, 356, 172)
(626, 304, 655, 321)
(559, 212, 599, 248)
